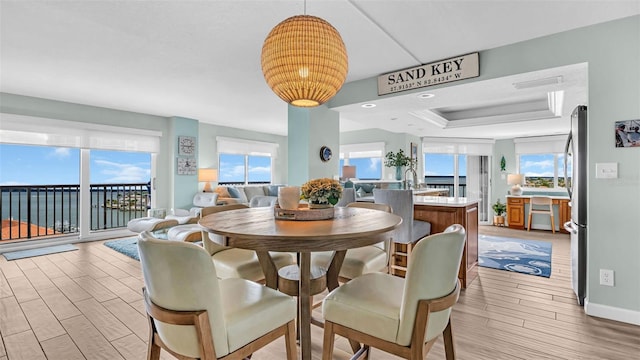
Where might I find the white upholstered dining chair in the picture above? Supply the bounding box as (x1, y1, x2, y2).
(322, 224, 466, 360)
(311, 202, 393, 282)
(137, 232, 297, 360)
(201, 204, 295, 282)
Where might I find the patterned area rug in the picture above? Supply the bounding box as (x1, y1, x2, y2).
(104, 237, 140, 261)
(478, 235, 552, 277)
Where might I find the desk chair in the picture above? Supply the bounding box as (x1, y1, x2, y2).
(528, 196, 555, 234)
(322, 224, 466, 360)
(202, 204, 296, 282)
(137, 232, 297, 360)
(311, 202, 393, 282)
(373, 189, 432, 275)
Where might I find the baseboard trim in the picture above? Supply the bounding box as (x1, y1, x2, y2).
(0, 229, 134, 253)
(585, 299, 640, 326)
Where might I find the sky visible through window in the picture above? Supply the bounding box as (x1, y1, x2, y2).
(219, 154, 271, 183)
(0, 144, 151, 185)
(339, 154, 465, 179)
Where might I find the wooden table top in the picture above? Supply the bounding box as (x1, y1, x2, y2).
(199, 206, 402, 252)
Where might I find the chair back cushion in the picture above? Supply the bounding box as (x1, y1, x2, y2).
(346, 201, 393, 250)
(335, 188, 356, 207)
(201, 204, 249, 255)
(397, 224, 466, 345)
(530, 196, 553, 212)
(373, 189, 413, 244)
(137, 232, 230, 356)
(193, 192, 219, 207)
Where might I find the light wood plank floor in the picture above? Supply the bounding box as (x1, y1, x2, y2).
(1, 226, 639, 359)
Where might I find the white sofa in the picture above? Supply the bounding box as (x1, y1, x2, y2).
(215, 185, 282, 207)
(165, 192, 219, 224)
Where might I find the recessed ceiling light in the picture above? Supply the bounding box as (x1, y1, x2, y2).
(361, 103, 376, 108)
(417, 93, 435, 99)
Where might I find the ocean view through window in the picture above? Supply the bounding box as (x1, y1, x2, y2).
(1, 144, 151, 240)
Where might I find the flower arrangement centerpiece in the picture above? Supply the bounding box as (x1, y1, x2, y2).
(300, 178, 342, 208)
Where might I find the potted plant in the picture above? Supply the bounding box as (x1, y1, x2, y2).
(492, 199, 507, 226)
(384, 149, 414, 180)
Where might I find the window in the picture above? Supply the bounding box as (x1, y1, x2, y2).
(339, 142, 384, 180)
(514, 135, 568, 189)
(422, 137, 493, 223)
(518, 153, 568, 188)
(216, 137, 277, 185)
(0, 114, 159, 239)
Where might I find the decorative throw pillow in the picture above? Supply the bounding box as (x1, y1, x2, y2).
(360, 184, 375, 193)
(266, 185, 281, 197)
(243, 186, 265, 201)
(356, 187, 366, 198)
(214, 186, 230, 198)
(227, 187, 242, 198)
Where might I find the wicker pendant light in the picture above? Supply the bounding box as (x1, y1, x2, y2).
(261, 14, 348, 107)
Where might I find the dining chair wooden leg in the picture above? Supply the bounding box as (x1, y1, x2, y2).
(146, 316, 161, 360)
(550, 215, 556, 234)
(443, 319, 456, 360)
(322, 321, 335, 360)
(284, 320, 297, 360)
(527, 212, 533, 231)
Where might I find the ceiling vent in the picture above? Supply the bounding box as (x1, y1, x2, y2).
(513, 76, 563, 90)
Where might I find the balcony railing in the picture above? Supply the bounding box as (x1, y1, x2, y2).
(1, 183, 149, 241)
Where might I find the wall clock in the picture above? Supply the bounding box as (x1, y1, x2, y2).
(178, 136, 196, 156)
(177, 157, 197, 175)
(319, 146, 332, 162)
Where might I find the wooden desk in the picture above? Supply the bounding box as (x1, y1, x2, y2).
(506, 195, 570, 233)
(199, 207, 401, 360)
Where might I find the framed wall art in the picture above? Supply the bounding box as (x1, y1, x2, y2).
(177, 157, 197, 175)
(615, 120, 640, 148)
(178, 136, 196, 156)
(410, 142, 418, 165)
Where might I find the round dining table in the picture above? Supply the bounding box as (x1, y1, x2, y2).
(199, 206, 402, 360)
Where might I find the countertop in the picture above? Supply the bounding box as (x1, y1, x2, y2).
(506, 195, 570, 200)
(414, 196, 479, 207)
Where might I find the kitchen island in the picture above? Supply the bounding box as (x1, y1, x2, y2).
(408, 196, 479, 288)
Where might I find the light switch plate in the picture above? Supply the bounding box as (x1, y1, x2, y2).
(595, 163, 618, 179)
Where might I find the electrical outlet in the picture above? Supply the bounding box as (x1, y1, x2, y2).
(600, 269, 614, 286)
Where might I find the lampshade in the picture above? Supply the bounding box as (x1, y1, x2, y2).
(342, 165, 356, 180)
(198, 168, 218, 192)
(261, 15, 348, 107)
(507, 174, 524, 185)
(507, 173, 524, 196)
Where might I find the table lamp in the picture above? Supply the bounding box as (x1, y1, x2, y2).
(342, 165, 356, 181)
(507, 173, 524, 196)
(198, 168, 218, 192)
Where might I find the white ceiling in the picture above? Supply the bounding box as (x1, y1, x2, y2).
(1, 1, 638, 139)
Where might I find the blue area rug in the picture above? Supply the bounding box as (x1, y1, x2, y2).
(2, 244, 78, 261)
(478, 235, 552, 277)
(104, 237, 140, 261)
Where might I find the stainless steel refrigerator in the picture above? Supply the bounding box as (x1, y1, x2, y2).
(564, 105, 587, 305)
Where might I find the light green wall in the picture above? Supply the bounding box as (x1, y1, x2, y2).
(171, 117, 199, 210)
(332, 16, 640, 315)
(340, 128, 420, 180)
(288, 105, 340, 185)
